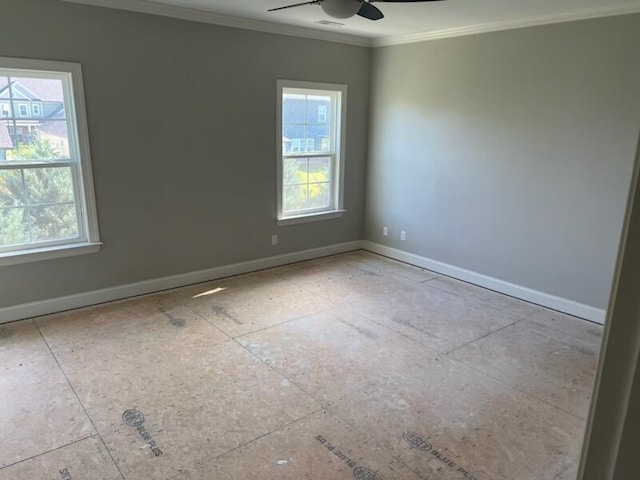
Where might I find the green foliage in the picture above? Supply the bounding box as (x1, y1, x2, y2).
(6, 130, 62, 161)
(0, 133, 77, 247)
(282, 157, 330, 213)
(0, 207, 27, 246)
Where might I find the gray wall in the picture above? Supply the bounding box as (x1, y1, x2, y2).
(365, 15, 640, 309)
(0, 0, 370, 307)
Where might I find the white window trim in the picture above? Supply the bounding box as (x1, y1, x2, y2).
(318, 104, 328, 123)
(31, 102, 42, 116)
(0, 57, 101, 266)
(276, 79, 347, 226)
(17, 102, 29, 117)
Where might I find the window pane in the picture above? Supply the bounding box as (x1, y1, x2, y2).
(6, 77, 69, 161)
(282, 92, 305, 124)
(0, 206, 29, 246)
(0, 166, 81, 246)
(0, 170, 25, 206)
(28, 203, 78, 242)
(24, 167, 75, 204)
(283, 157, 308, 186)
(309, 157, 330, 183)
(283, 184, 308, 213)
(307, 182, 330, 209)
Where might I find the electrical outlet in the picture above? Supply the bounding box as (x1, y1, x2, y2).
(400, 230, 406, 241)
(383, 226, 388, 236)
(271, 234, 278, 246)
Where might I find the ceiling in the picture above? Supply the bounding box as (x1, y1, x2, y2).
(61, 0, 640, 45)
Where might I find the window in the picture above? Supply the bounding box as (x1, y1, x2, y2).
(18, 103, 29, 117)
(31, 102, 42, 117)
(318, 105, 327, 123)
(0, 57, 100, 265)
(277, 80, 346, 225)
(0, 102, 10, 118)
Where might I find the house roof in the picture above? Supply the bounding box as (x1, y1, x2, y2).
(0, 122, 14, 149)
(0, 77, 64, 102)
(39, 120, 68, 139)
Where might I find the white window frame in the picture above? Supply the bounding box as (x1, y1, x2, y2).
(31, 102, 42, 117)
(0, 57, 101, 266)
(17, 102, 29, 117)
(276, 80, 346, 226)
(318, 104, 327, 123)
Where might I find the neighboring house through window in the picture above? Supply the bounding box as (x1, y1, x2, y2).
(277, 80, 346, 225)
(290, 138, 315, 153)
(318, 104, 327, 123)
(0, 57, 100, 265)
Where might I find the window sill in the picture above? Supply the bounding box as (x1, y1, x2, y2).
(0, 242, 102, 267)
(277, 209, 346, 226)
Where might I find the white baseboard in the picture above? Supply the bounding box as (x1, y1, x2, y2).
(2, 239, 607, 325)
(0, 240, 363, 325)
(362, 241, 607, 324)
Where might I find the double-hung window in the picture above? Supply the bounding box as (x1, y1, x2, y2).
(277, 80, 346, 225)
(0, 57, 100, 265)
(18, 103, 29, 117)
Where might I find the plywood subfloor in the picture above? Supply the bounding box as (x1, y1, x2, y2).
(0, 251, 602, 480)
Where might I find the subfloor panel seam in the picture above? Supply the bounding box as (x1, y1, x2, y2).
(322, 406, 431, 480)
(445, 354, 588, 422)
(444, 319, 524, 356)
(0, 434, 99, 472)
(210, 408, 325, 462)
(34, 322, 127, 480)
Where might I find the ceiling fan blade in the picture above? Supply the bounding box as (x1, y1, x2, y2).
(357, 2, 384, 20)
(370, 0, 445, 2)
(268, 1, 320, 12)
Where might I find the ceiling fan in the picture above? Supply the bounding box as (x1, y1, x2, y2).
(268, 0, 445, 21)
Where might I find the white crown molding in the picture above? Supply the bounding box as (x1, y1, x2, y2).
(59, 0, 371, 47)
(59, 0, 640, 48)
(372, 2, 640, 47)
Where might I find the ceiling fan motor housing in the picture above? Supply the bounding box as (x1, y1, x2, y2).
(320, 0, 363, 19)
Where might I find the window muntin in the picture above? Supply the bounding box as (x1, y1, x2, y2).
(0, 58, 99, 261)
(278, 81, 346, 222)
